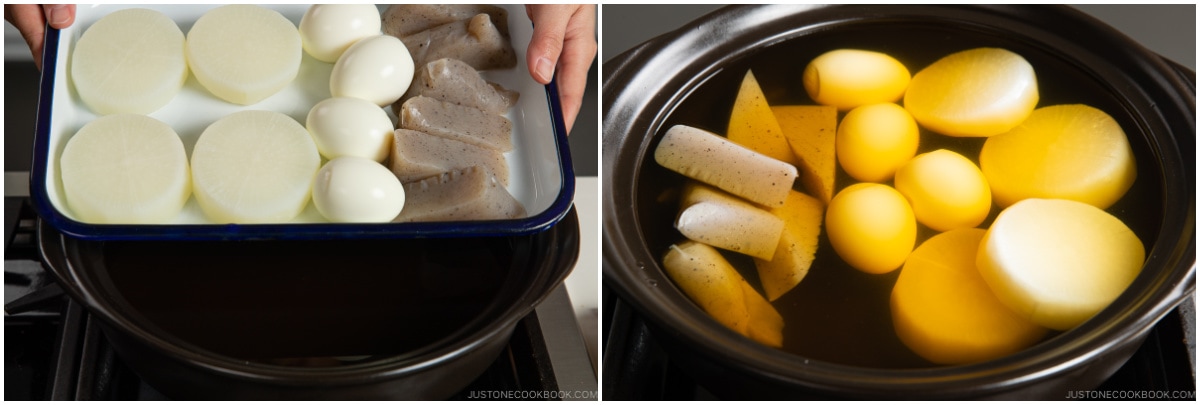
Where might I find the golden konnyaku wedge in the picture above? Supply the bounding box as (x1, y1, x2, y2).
(663, 241, 784, 347)
(728, 70, 796, 164)
(773, 105, 838, 204)
(655, 124, 798, 208)
(754, 190, 824, 301)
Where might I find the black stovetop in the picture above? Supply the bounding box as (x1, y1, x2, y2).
(4, 198, 563, 400)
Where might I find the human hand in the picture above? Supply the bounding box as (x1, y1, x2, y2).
(5, 4, 76, 70)
(524, 4, 596, 135)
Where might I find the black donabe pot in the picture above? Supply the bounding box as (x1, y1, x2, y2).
(603, 5, 1194, 400)
(39, 208, 579, 400)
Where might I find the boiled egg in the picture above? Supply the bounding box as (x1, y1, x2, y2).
(330, 34, 414, 106)
(299, 4, 382, 63)
(825, 183, 916, 274)
(306, 97, 394, 162)
(312, 156, 406, 222)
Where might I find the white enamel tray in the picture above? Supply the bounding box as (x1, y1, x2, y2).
(31, 4, 575, 240)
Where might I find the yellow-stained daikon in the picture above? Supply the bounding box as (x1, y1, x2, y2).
(892, 228, 1047, 365)
(980, 104, 1136, 209)
(676, 198, 784, 261)
(663, 241, 784, 347)
(655, 125, 797, 208)
(904, 47, 1038, 137)
(727, 70, 795, 164)
(836, 103, 919, 183)
(754, 190, 824, 301)
(71, 8, 187, 115)
(894, 149, 991, 231)
(186, 5, 302, 105)
(977, 198, 1145, 330)
(59, 114, 190, 224)
(191, 111, 320, 223)
(802, 49, 910, 111)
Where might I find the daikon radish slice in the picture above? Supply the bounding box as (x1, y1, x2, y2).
(186, 5, 302, 105)
(977, 198, 1145, 330)
(190, 110, 320, 223)
(59, 114, 190, 224)
(70, 8, 187, 115)
(979, 104, 1136, 209)
(892, 228, 1046, 365)
(903, 47, 1038, 137)
(655, 125, 798, 208)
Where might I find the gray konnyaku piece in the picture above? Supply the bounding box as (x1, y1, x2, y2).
(382, 4, 510, 38)
(390, 128, 510, 186)
(394, 166, 526, 222)
(398, 96, 513, 152)
(399, 13, 517, 71)
(396, 58, 519, 115)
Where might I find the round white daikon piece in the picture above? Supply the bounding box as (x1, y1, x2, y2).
(312, 156, 406, 223)
(186, 5, 302, 105)
(190, 110, 320, 223)
(330, 34, 415, 106)
(977, 198, 1145, 330)
(60, 114, 190, 224)
(306, 97, 394, 162)
(299, 4, 382, 63)
(70, 8, 187, 115)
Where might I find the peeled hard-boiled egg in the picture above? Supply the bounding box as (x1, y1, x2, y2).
(826, 183, 917, 274)
(330, 34, 415, 106)
(312, 156, 406, 223)
(299, 4, 382, 63)
(306, 97, 394, 162)
(836, 103, 919, 183)
(894, 149, 991, 231)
